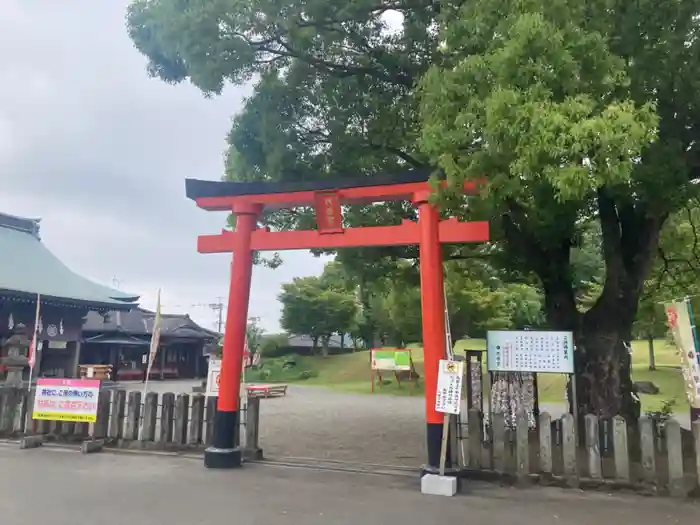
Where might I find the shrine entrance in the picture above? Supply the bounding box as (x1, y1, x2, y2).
(185, 169, 489, 472)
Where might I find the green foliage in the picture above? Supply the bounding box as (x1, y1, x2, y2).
(259, 333, 291, 357)
(297, 369, 319, 380)
(418, 0, 700, 418)
(366, 259, 545, 344)
(245, 317, 265, 352)
(633, 203, 700, 338)
(644, 398, 676, 425)
(127, 0, 700, 418)
(420, 0, 657, 240)
(279, 269, 358, 352)
(246, 355, 318, 382)
(373, 281, 423, 346)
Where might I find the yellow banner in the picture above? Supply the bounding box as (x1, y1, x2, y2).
(665, 300, 700, 408)
(32, 412, 97, 423)
(146, 289, 162, 376)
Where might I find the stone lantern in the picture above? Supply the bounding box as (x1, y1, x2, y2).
(2, 324, 30, 387)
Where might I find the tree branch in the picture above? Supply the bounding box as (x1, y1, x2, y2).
(367, 143, 426, 168)
(596, 188, 624, 284)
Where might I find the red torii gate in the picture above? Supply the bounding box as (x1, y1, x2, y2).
(185, 170, 489, 471)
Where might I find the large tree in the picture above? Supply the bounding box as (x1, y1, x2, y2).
(127, 0, 700, 419)
(279, 275, 358, 356)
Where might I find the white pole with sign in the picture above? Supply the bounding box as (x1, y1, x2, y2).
(422, 358, 464, 497)
(205, 358, 221, 397)
(435, 360, 464, 474)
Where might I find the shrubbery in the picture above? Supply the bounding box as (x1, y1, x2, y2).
(246, 354, 318, 383)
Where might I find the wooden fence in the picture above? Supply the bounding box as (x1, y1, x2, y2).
(3, 385, 700, 498)
(0, 387, 262, 459)
(458, 409, 700, 497)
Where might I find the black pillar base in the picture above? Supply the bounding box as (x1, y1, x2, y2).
(424, 421, 463, 491)
(204, 446, 243, 469)
(204, 408, 242, 469)
(426, 422, 452, 470)
(420, 465, 460, 477)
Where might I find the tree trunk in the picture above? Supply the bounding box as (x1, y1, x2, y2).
(575, 317, 640, 421)
(502, 190, 665, 423)
(340, 333, 346, 350)
(647, 334, 656, 371)
(357, 282, 375, 350)
(321, 337, 330, 358)
(312, 336, 319, 355)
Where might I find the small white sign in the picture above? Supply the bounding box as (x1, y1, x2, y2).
(487, 330, 574, 374)
(206, 358, 221, 397)
(435, 360, 464, 415)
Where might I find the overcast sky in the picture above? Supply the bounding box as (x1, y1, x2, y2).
(0, 0, 328, 332)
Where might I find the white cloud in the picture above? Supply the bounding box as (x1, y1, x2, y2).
(0, 0, 328, 332)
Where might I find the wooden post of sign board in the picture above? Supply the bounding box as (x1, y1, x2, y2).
(439, 412, 450, 476)
(409, 349, 413, 397)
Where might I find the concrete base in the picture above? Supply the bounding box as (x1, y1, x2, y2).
(81, 439, 105, 454)
(20, 435, 45, 450)
(420, 473, 458, 497)
(204, 446, 243, 469)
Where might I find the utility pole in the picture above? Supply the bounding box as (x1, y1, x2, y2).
(209, 297, 225, 333)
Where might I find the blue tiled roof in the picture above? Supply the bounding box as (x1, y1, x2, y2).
(0, 212, 139, 309)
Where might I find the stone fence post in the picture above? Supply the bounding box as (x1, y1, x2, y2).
(244, 396, 262, 460)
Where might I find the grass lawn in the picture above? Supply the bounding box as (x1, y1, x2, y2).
(530, 339, 689, 413)
(256, 338, 687, 413)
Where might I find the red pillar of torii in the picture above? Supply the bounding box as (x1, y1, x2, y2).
(185, 171, 489, 470)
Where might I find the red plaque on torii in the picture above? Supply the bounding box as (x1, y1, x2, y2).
(185, 168, 489, 470)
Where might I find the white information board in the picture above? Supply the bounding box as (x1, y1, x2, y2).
(33, 378, 100, 423)
(487, 330, 574, 374)
(206, 358, 221, 397)
(435, 360, 464, 415)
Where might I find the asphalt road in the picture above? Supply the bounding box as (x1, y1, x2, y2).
(0, 444, 696, 525)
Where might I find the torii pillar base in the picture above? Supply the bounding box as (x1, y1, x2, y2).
(204, 446, 242, 469)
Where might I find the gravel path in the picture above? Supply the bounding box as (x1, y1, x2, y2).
(115, 380, 695, 468)
(259, 385, 427, 467)
(120, 381, 428, 466)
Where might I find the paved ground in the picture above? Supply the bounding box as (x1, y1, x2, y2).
(0, 445, 696, 525)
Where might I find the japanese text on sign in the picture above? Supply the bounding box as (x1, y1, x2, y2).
(32, 378, 100, 422)
(314, 191, 343, 233)
(435, 360, 464, 415)
(487, 330, 574, 374)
